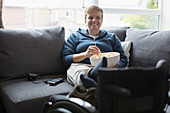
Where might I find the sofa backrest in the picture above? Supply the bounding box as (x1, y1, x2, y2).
(106, 27, 130, 41)
(65, 27, 130, 41)
(0, 26, 65, 81)
(125, 28, 170, 67)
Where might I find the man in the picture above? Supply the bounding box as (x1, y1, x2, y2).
(63, 5, 128, 89)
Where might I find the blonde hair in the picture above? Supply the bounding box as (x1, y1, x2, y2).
(85, 5, 103, 20)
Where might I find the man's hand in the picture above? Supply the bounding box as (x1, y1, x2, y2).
(73, 45, 101, 63)
(85, 45, 101, 58)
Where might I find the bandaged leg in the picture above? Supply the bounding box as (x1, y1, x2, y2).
(67, 63, 93, 88)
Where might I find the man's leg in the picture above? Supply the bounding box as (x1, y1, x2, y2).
(67, 63, 93, 88)
(88, 57, 107, 81)
(81, 57, 107, 89)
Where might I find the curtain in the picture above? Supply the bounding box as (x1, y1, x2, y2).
(0, 0, 4, 28)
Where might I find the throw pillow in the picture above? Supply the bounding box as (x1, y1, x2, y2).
(121, 41, 132, 62)
(0, 26, 65, 81)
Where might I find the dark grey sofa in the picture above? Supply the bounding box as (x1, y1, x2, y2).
(0, 26, 73, 113)
(0, 26, 170, 113)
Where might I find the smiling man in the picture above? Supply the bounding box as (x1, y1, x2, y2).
(85, 6, 103, 36)
(62, 5, 128, 90)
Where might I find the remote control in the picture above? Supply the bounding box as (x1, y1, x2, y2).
(48, 78, 64, 86)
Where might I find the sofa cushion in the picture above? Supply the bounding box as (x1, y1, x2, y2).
(0, 26, 65, 81)
(125, 28, 170, 67)
(0, 75, 73, 113)
(106, 27, 130, 41)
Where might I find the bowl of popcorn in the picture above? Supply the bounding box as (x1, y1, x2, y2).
(89, 52, 120, 67)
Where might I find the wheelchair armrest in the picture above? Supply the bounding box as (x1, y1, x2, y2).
(104, 84, 131, 97)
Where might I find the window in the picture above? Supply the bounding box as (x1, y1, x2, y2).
(3, 0, 163, 30)
(3, 0, 85, 28)
(96, 0, 162, 30)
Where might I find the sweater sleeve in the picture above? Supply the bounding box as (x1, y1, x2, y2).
(111, 34, 128, 67)
(62, 33, 77, 69)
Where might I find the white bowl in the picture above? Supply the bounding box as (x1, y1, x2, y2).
(89, 52, 120, 67)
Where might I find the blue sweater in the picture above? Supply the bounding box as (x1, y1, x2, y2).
(62, 28, 128, 69)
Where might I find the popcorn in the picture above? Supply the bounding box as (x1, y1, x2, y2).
(91, 52, 116, 58)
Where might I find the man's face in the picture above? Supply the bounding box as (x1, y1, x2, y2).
(85, 10, 103, 33)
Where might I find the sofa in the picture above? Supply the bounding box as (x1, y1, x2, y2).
(0, 26, 169, 113)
